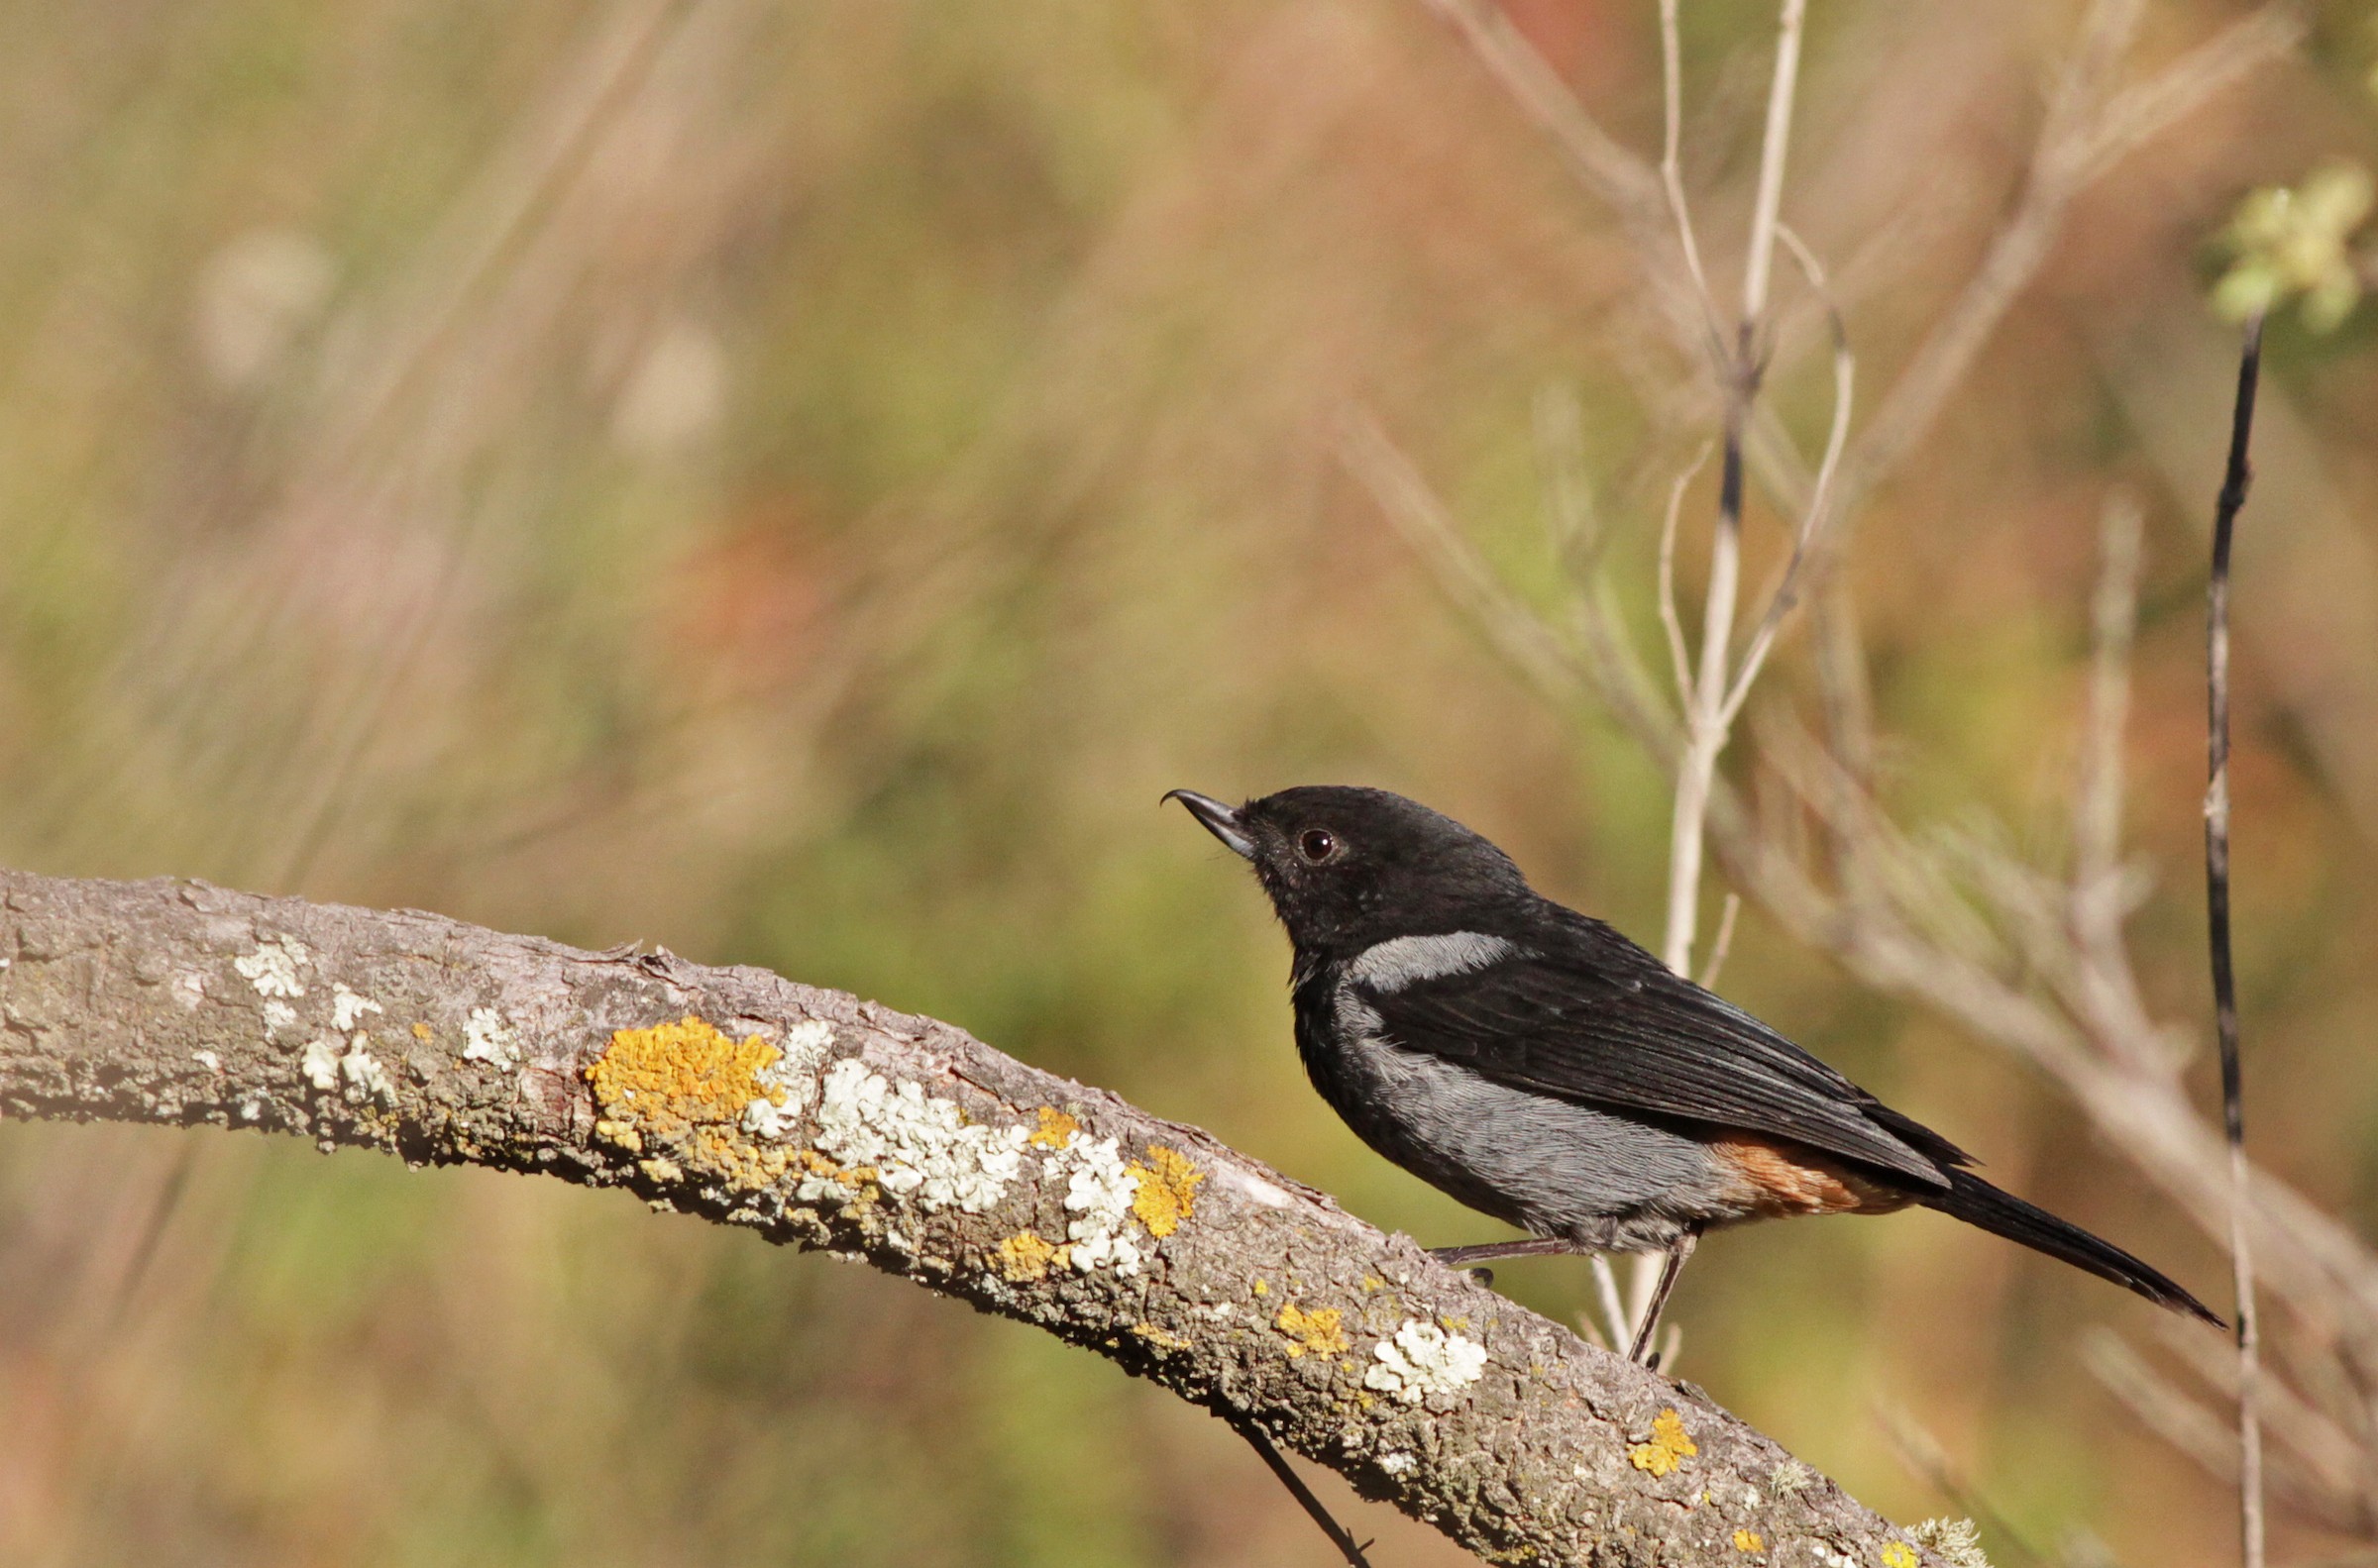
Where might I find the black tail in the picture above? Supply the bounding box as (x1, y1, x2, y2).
(1922, 1168, 2224, 1327)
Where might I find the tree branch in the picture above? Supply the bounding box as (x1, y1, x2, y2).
(0, 866, 1942, 1567)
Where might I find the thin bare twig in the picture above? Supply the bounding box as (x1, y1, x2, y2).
(1230, 1418, 1376, 1568)
(1346, 409, 1686, 774)
(2089, 1328, 2242, 1481)
(2086, 1329, 2367, 1535)
(2149, 1316, 2367, 1512)
(2206, 313, 2267, 1568)
(1534, 384, 1603, 582)
(1739, 0, 1806, 328)
(1697, 890, 1743, 990)
(1424, 0, 2293, 568)
(1657, 447, 1713, 713)
(2076, 495, 2145, 909)
(1719, 224, 1855, 729)
(1877, 1406, 2054, 1568)
(1659, 0, 1805, 980)
(1828, 1, 2301, 535)
(2069, 5, 2310, 190)
(2051, 495, 2175, 1083)
(1589, 1254, 1630, 1350)
(1658, 452, 1741, 985)
(1338, 410, 1589, 714)
(1657, 0, 1722, 360)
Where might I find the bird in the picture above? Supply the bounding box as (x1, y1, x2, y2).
(1165, 784, 2220, 1361)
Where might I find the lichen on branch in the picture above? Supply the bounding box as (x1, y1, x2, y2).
(0, 867, 1945, 1567)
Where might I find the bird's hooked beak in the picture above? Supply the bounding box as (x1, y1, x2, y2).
(1163, 788, 1256, 860)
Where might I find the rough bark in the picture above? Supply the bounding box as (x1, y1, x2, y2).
(0, 867, 1942, 1567)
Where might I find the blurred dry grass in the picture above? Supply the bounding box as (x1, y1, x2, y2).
(2, 1, 2376, 1563)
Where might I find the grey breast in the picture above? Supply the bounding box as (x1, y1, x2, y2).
(1314, 933, 1732, 1253)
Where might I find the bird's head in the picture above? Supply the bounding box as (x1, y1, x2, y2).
(1164, 784, 1531, 954)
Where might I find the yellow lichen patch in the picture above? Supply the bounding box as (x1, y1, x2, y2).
(594, 1118, 645, 1153)
(411, 1021, 433, 1043)
(1028, 1106, 1079, 1149)
(585, 1015, 794, 1191)
(795, 1148, 873, 1195)
(995, 1232, 1060, 1282)
(1734, 1529, 1765, 1553)
(1132, 1321, 1192, 1351)
(1128, 1145, 1203, 1238)
(1880, 1545, 1917, 1568)
(1251, 1279, 1268, 1296)
(1628, 1409, 1698, 1477)
(1275, 1303, 1350, 1359)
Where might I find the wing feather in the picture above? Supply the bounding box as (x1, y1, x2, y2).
(1355, 911, 1965, 1188)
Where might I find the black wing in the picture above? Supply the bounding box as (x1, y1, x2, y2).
(1357, 910, 1967, 1189)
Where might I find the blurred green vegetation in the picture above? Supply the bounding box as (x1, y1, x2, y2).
(3, 1, 2377, 1563)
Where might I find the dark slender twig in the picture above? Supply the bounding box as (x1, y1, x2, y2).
(1228, 1417, 1375, 1567)
(2206, 312, 2265, 1568)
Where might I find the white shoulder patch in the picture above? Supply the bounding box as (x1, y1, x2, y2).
(1347, 932, 1517, 993)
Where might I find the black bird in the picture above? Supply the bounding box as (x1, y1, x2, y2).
(1167, 784, 2220, 1359)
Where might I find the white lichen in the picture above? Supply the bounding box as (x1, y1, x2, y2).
(1909, 1518, 1992, 1568)
(262, 1000, 298, 1036)
(331, 985, 383, 1031)
(340, 1048, 394, 1103)
(1377, 1451, 1416, 1477)
(742, 1018, 834, 1139)
(807, 1059, 1027, 1213)
(741, 1097, 796, 1139)
(463, 1006, 520, 1067)
(1061, 1134, 1143, 1275)
(1363, 1320, 1488, 1405)
(763, 1020, 831, 1106)
(192, 1050, 222, 1073)
(235, 935, 309, 998)
(174, 972, 206, 1008)
(300, 1038, 341, 1091)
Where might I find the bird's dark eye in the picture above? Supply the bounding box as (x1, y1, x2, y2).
(1297, 828, 1338, 863)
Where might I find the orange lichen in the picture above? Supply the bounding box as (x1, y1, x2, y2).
(1275, 1303, 1350, 1359)
(1132, 1321, 1192, 1351)
(585, 1015, 796, 1191)
(1734, 1530, 1765, 1553)
(995, 1232, 1061, 1281)
(411, 1021, 433, 1043)
(1628, 1409, 1698, 1477)
(1127, 1145, 1203, 1238)
(1028, 1107, 1079, 1149)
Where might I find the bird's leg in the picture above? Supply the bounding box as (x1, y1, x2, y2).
(1626, 1226, 1701, 1365)
(1427, 1238, 1578, 1266)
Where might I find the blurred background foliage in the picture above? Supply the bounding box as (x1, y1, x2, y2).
(1, 0, 2376, 1562)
